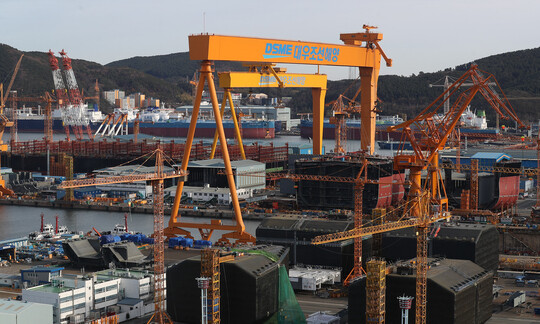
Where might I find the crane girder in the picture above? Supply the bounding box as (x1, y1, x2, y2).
(441, 162, 538, 177)
(59, 170, 188, 189)
(218, 71, 327, 89)
(189, 34, 386, 68)
(311, 212, 451, 245)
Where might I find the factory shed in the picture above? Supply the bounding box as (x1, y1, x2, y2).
(348, 258, 493, 324)
(381, 223, 499, 272)
(0, 299, 53, 324)
(470, 152, 512, 167)
(182, 158, 266, 192)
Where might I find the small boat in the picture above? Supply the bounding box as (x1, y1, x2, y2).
(29, 214, 69, 241)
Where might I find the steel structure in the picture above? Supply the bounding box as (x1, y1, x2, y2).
(10, 139, 289, 163)
(95, 113, 129, 138)
(59, 149, 188, 324)
(211, 66, 328, 160)
(200, 249, 221, 324)
(188, 26, 391, 154)
(366, 259, 386, 324)
(166, 59, 256, 245)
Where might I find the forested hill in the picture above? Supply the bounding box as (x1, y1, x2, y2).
(106, 52, 244, 83)
(1, 43, 539, 124)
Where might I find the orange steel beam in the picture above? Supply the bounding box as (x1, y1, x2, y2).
(216, 69, 327, 156)
(210, 89, 245, 160)
(167, 60, 255, 245)
(188, 32, 391, 154)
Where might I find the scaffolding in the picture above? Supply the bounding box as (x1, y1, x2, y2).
(366, 259, 386, 324)
(201, 249, 220, 324)
(50, 153, 74, 200)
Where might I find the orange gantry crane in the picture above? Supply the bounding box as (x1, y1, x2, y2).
(59, 149, 188, 324)
(166, 27, 391, 245)
(313, 64, 528, 324)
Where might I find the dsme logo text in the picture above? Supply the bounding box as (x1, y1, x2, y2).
(263, 42, 340, 63)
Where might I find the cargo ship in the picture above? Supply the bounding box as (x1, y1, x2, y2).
(300, 107, 499, 141)
(132, 118, 275, 139)
(14, 105, 276, 139)
(299, 115, 403, 140)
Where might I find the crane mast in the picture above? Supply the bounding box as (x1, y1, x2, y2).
(59, 50, 83, 105)
(48, 51, 70, 107)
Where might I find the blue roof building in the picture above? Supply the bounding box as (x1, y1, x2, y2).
(21, 266, 64, 287)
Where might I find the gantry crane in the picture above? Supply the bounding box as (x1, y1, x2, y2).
(59, 149, 188, 324)
(210, 66, 328, 160)
(166, 28, 391, 245)
(187, 25, 391, 155)
(59, 50, 95, 140)
(313, 64, 527, 324)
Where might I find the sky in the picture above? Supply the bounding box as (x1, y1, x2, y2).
(2, 0, 539, 81)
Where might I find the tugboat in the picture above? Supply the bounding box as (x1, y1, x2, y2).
(102, 213, 134, 236)
(29, 214, 69, 241)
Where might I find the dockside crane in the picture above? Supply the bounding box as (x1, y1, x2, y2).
(59, 50, 94, 141)
(313, 64, 528, 324)
(59, 149, 188, 324)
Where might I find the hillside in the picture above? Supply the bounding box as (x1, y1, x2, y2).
(106, 52, 244, 83)
(1, 44, 539, 124)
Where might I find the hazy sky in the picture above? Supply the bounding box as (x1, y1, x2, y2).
(2, 0, 539, 80)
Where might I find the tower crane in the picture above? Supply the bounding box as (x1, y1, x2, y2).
(0, 54, 23, 196)
(59, 149, 188, 324)
(312, 64, 527, 324)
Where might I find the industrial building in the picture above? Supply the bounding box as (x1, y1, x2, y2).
(165, 185, 251, 205)
(167, 245, 290, 324)
(256, 217, 370, 277)
(184, 159, 265, 194)
(22, 268, 155, 324)
(0, 299, 53, 324)
(62, 237, 152, 269)
(20, 266, 63, 287)
(381, 223, 499, 272)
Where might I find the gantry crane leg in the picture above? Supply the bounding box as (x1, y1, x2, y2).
(210, 89, 245, 160)
(166, 60, 255, 245)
